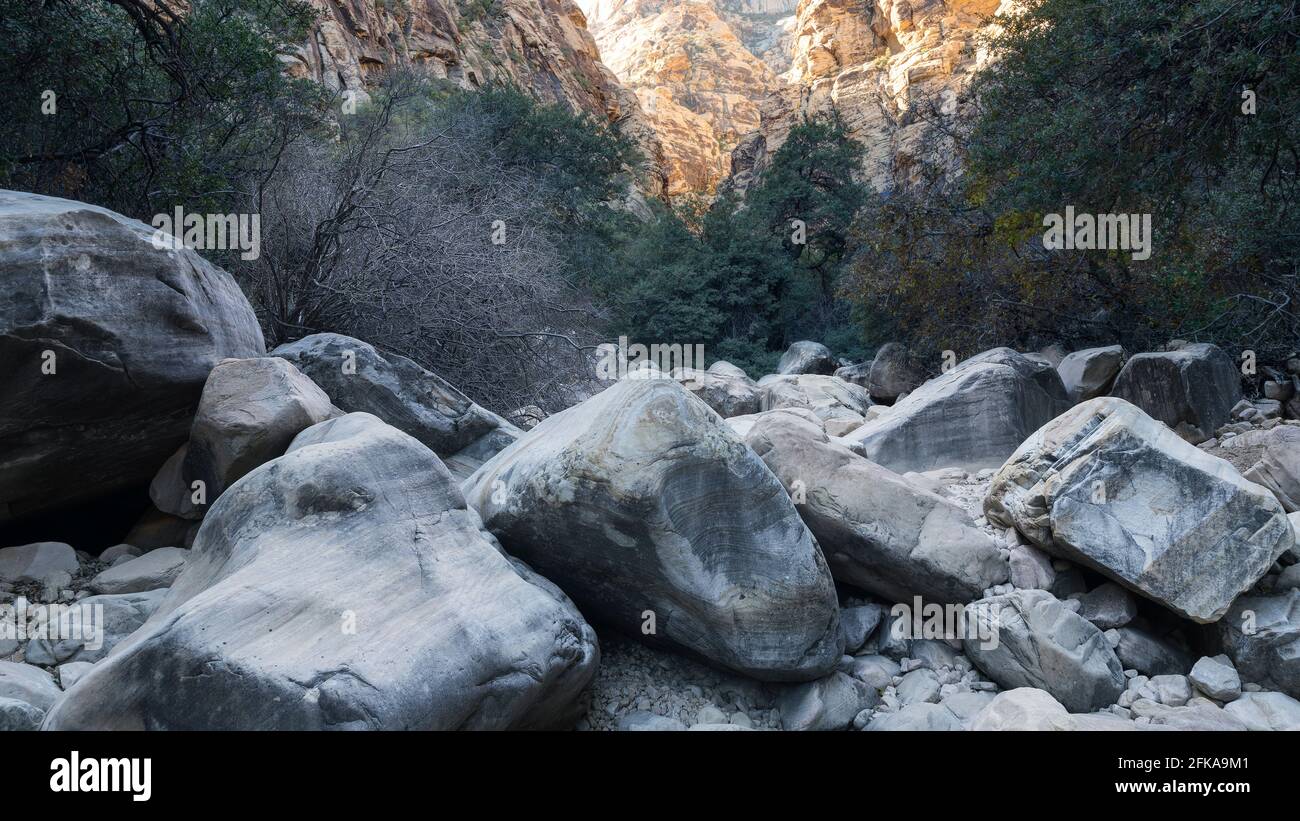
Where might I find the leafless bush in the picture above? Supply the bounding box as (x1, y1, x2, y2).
(230, 75, 608, 413)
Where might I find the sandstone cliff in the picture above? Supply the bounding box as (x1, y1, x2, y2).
(729, 0, 1007, 194)
(287, 0, 666, 195)
(577, 0, 782, 196)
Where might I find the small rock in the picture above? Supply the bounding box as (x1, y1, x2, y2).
(896, 669, 942, 705)
(1188, 655, 1241, 702)
(0, 542, 79, 584)
(98, 544, 142, 564)
(0, 696, 45, 731)
(1008, 544, 1056, 590)
(618, 712, 687, 731)
(88, 547, 188, 595)
(777, 672, 875, 731)
(57, 662, 94, 691)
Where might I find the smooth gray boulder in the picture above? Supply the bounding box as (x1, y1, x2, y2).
(22, 589, 166, 665)
(707, 361, 750, 380)
(1218, 589, 1300, 699)
(985, 397, 1292, 622)
(148, 444, 201, 518)
(44, 413, 598, 730)
(760, 375, 872, 434)
(743, 410, 1007, 603)
(777, 672, 876, 730)
(1189, 655, 1242, 701)
(670, 367, 761, 418)
(1243, 425, 1300, 512)
(98, 544, 142, 564)
(464, 379, 843, 681)
(849, 655, 900, 690)
(0, 542, 79, 584)
(963, 590, 1126, 712)
(88, 547, 188, 595)
(863, 342, 924, 402)
(1130, 697, 1247, 730)
(173, 357, 336, 513)
(1222, 691, 1300, 730)
(724, 406, 823, 440)
(0, 191, 265, 523)
(1057, 345, 1126, 403)
(941, 691, 997, 725)
(844, 348, 1070, 473)
(840, 605, 885, 653)
(0, 696, 44, 731)
(272, 333, 520, 481)
(0, 661, 61, 711)
(865, 702, 961, 731)
(969, 688, 1074, 730)
(896, 669, 941, 705)
(1109, 343, 1241, 443)
(777, 341, 836, 375)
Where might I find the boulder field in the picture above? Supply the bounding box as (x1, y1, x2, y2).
(5, 192, 1300, 732)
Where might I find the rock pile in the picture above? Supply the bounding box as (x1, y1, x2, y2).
(6, 193, 1300, 732)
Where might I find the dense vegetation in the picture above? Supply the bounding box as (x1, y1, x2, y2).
(593, 116, 870, 376)
(3, 0, 1296, 410)
(844, 0, 1300, 363)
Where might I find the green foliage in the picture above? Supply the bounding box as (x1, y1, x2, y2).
(0, 0, 329, 221)
(589, 114, 870, 376)
(845, 0, 1300, 359)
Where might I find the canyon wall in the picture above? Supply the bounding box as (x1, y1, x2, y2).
(287, 0, 667, 195)
(730, 0, 1007, 194)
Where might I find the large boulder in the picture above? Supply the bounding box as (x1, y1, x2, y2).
(43, 413, 598, 730)
(1109, 343, 1241, 443)
(1056, 345, 1126, 403)
(742, 410, 1007, 603)
(463, 379, 844, 681)
(963, 589, 1126, 713)
(1243, 425, 1300, 512)
(985, 397, 1292, 622)
(272, 333, 520, 482)
(0, 191, 264, 522)
(863, 342, 924, 402)
(760, 375, 873, 435)
(670, 368, 761, 418)
(1218, 589, 1300, 699)
(706, 360, 751, 380)
(176, 357, 337, 513)
(844, 348, 1070, 473)
(777, 341, 836, 375)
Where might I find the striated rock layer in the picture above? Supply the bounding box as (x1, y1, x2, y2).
(578, 0, 783, 195)
(292, 0, 666, 195)
(730, 0, 1008, 194)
